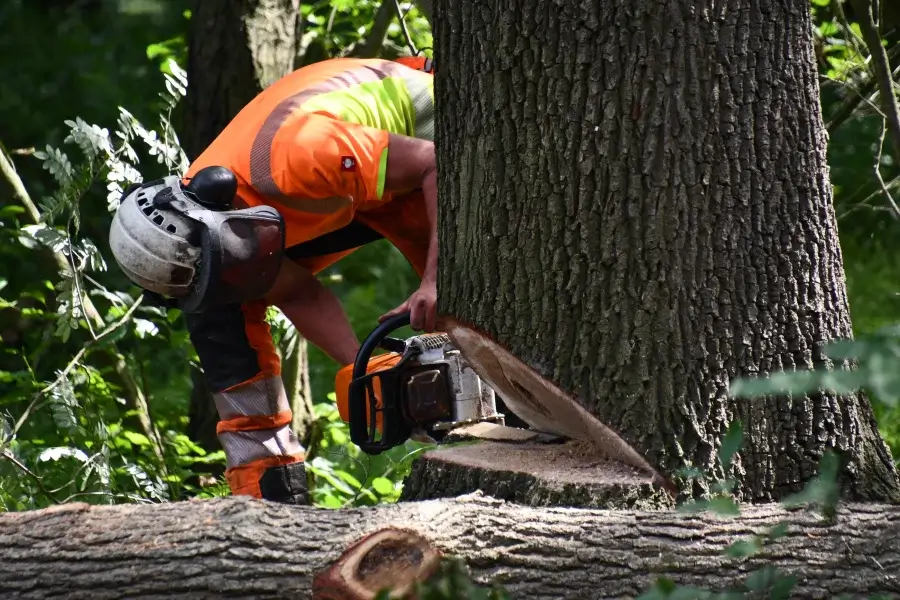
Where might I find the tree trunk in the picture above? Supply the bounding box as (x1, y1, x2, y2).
(279, 328, 315, 447)
(0, 495, 897, 599)
(431, 0, 900, 502)
(183, 0, 302, 160)
(182, 0, 314, 459)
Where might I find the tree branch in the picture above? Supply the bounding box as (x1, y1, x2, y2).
(349, 1, 395, 58)
(852, 0, 900, 165)
(0, 297, 143, 459)
(392, 0, 418, 56)
(0, 144, 169, 480)
(826, 44, 900, 133)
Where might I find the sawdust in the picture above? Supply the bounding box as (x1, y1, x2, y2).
(430, 440, 654, 486)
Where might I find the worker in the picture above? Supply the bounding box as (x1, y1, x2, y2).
(107, 55, 438, 505)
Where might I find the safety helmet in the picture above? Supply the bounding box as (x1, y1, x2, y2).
(394, 55, 435, 74)
(108, 166, 285, 314)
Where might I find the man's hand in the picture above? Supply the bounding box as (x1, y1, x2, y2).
(380, 277, 437, 332)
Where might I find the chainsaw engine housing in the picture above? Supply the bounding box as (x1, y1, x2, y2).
(347, 314, 505, 454)
(402, 333, 504, 432)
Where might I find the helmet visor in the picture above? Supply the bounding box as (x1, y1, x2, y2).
(182, 206, 285, 313)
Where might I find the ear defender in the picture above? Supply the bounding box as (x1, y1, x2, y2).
(184, 166, 239, 211)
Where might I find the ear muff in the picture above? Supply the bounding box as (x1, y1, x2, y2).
(184, 166, 239, 211)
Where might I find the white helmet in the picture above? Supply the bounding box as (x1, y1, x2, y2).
(108, 167, 285, 313)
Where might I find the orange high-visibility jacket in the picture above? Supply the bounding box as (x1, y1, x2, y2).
(181, 58, 435, 497)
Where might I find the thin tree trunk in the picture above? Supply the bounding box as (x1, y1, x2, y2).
(182, 0, 314, 457)
(432, 0, 900, 502)
(278, 330, 315, 447)
(0, 495, 897, 599)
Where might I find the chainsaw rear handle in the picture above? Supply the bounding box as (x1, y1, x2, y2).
(350, 312, 410, 381)
(348, 312, 414, 454)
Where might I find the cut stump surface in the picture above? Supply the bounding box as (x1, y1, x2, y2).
(401, 440, 673, 510)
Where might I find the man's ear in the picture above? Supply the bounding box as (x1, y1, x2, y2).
(264, 258, 318, 306)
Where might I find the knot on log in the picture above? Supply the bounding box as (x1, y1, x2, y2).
(312, 527, 441, 600)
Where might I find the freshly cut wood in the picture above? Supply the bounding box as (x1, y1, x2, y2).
(400, 440, 673, 510)
(0, 495, 898, 599)
(439, 318, 674, 498)
(311, 528, 441, 600)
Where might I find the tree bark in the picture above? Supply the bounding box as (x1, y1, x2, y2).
(0, 495, 898, 599)
(182, 0, 314, 459)
(279, 328, 315, 447)
(432, 0, 900, 502)
(183, 0, 302, 160)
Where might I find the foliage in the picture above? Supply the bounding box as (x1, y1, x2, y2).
(0, 0, 432, 513)
(0, 0, 896, 547)
(306, 395, 430, 508)
(641, 421, 843, 600)
(299, 0, 432, 66)
(0, 57, 223, 508)
(0, 1, 896, 598)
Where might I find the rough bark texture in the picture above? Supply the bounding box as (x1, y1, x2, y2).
(432, 0, 900, 502)
(0, 495, 898, 599)
(183, 0, 301, 160)
(280, 330, 315, 447)
(182, 0, 313, 454)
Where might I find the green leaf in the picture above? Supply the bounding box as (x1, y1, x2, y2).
(724, 538, 760, 558)
(330, 427, 348, 445)
(38, 446, 89, 463)
(636, 578, 676, 600)
(371, 476, 393, 495)
(767, 521, 789, 540)
(315, 493, 344, 509)
(669, 587, 713, 600)
(0, 205, 25, 219)
(770, 574, 798, 600)
(719, 421, 744, 471)
(335, 469, 362, 490)
(708, 496, 740, 516)
(122, 431, 151, 446)
(730, 370, 817, 399)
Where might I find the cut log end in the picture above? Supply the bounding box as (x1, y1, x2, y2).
(400, 440, 674, 510)
(437, 316, 676, 496)
(312, 528, 441, 600)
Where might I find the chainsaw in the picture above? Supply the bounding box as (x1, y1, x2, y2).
(347, 313, 507, 455)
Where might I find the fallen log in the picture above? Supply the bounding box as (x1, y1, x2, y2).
(0, 494, 898, 599)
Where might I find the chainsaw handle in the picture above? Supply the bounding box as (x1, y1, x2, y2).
(348, 312, 411, 455)
(351, 312, 410, 380)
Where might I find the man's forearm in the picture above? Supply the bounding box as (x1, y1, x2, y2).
(275, 283, 360, 366)
(421, 168, 439, 285)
